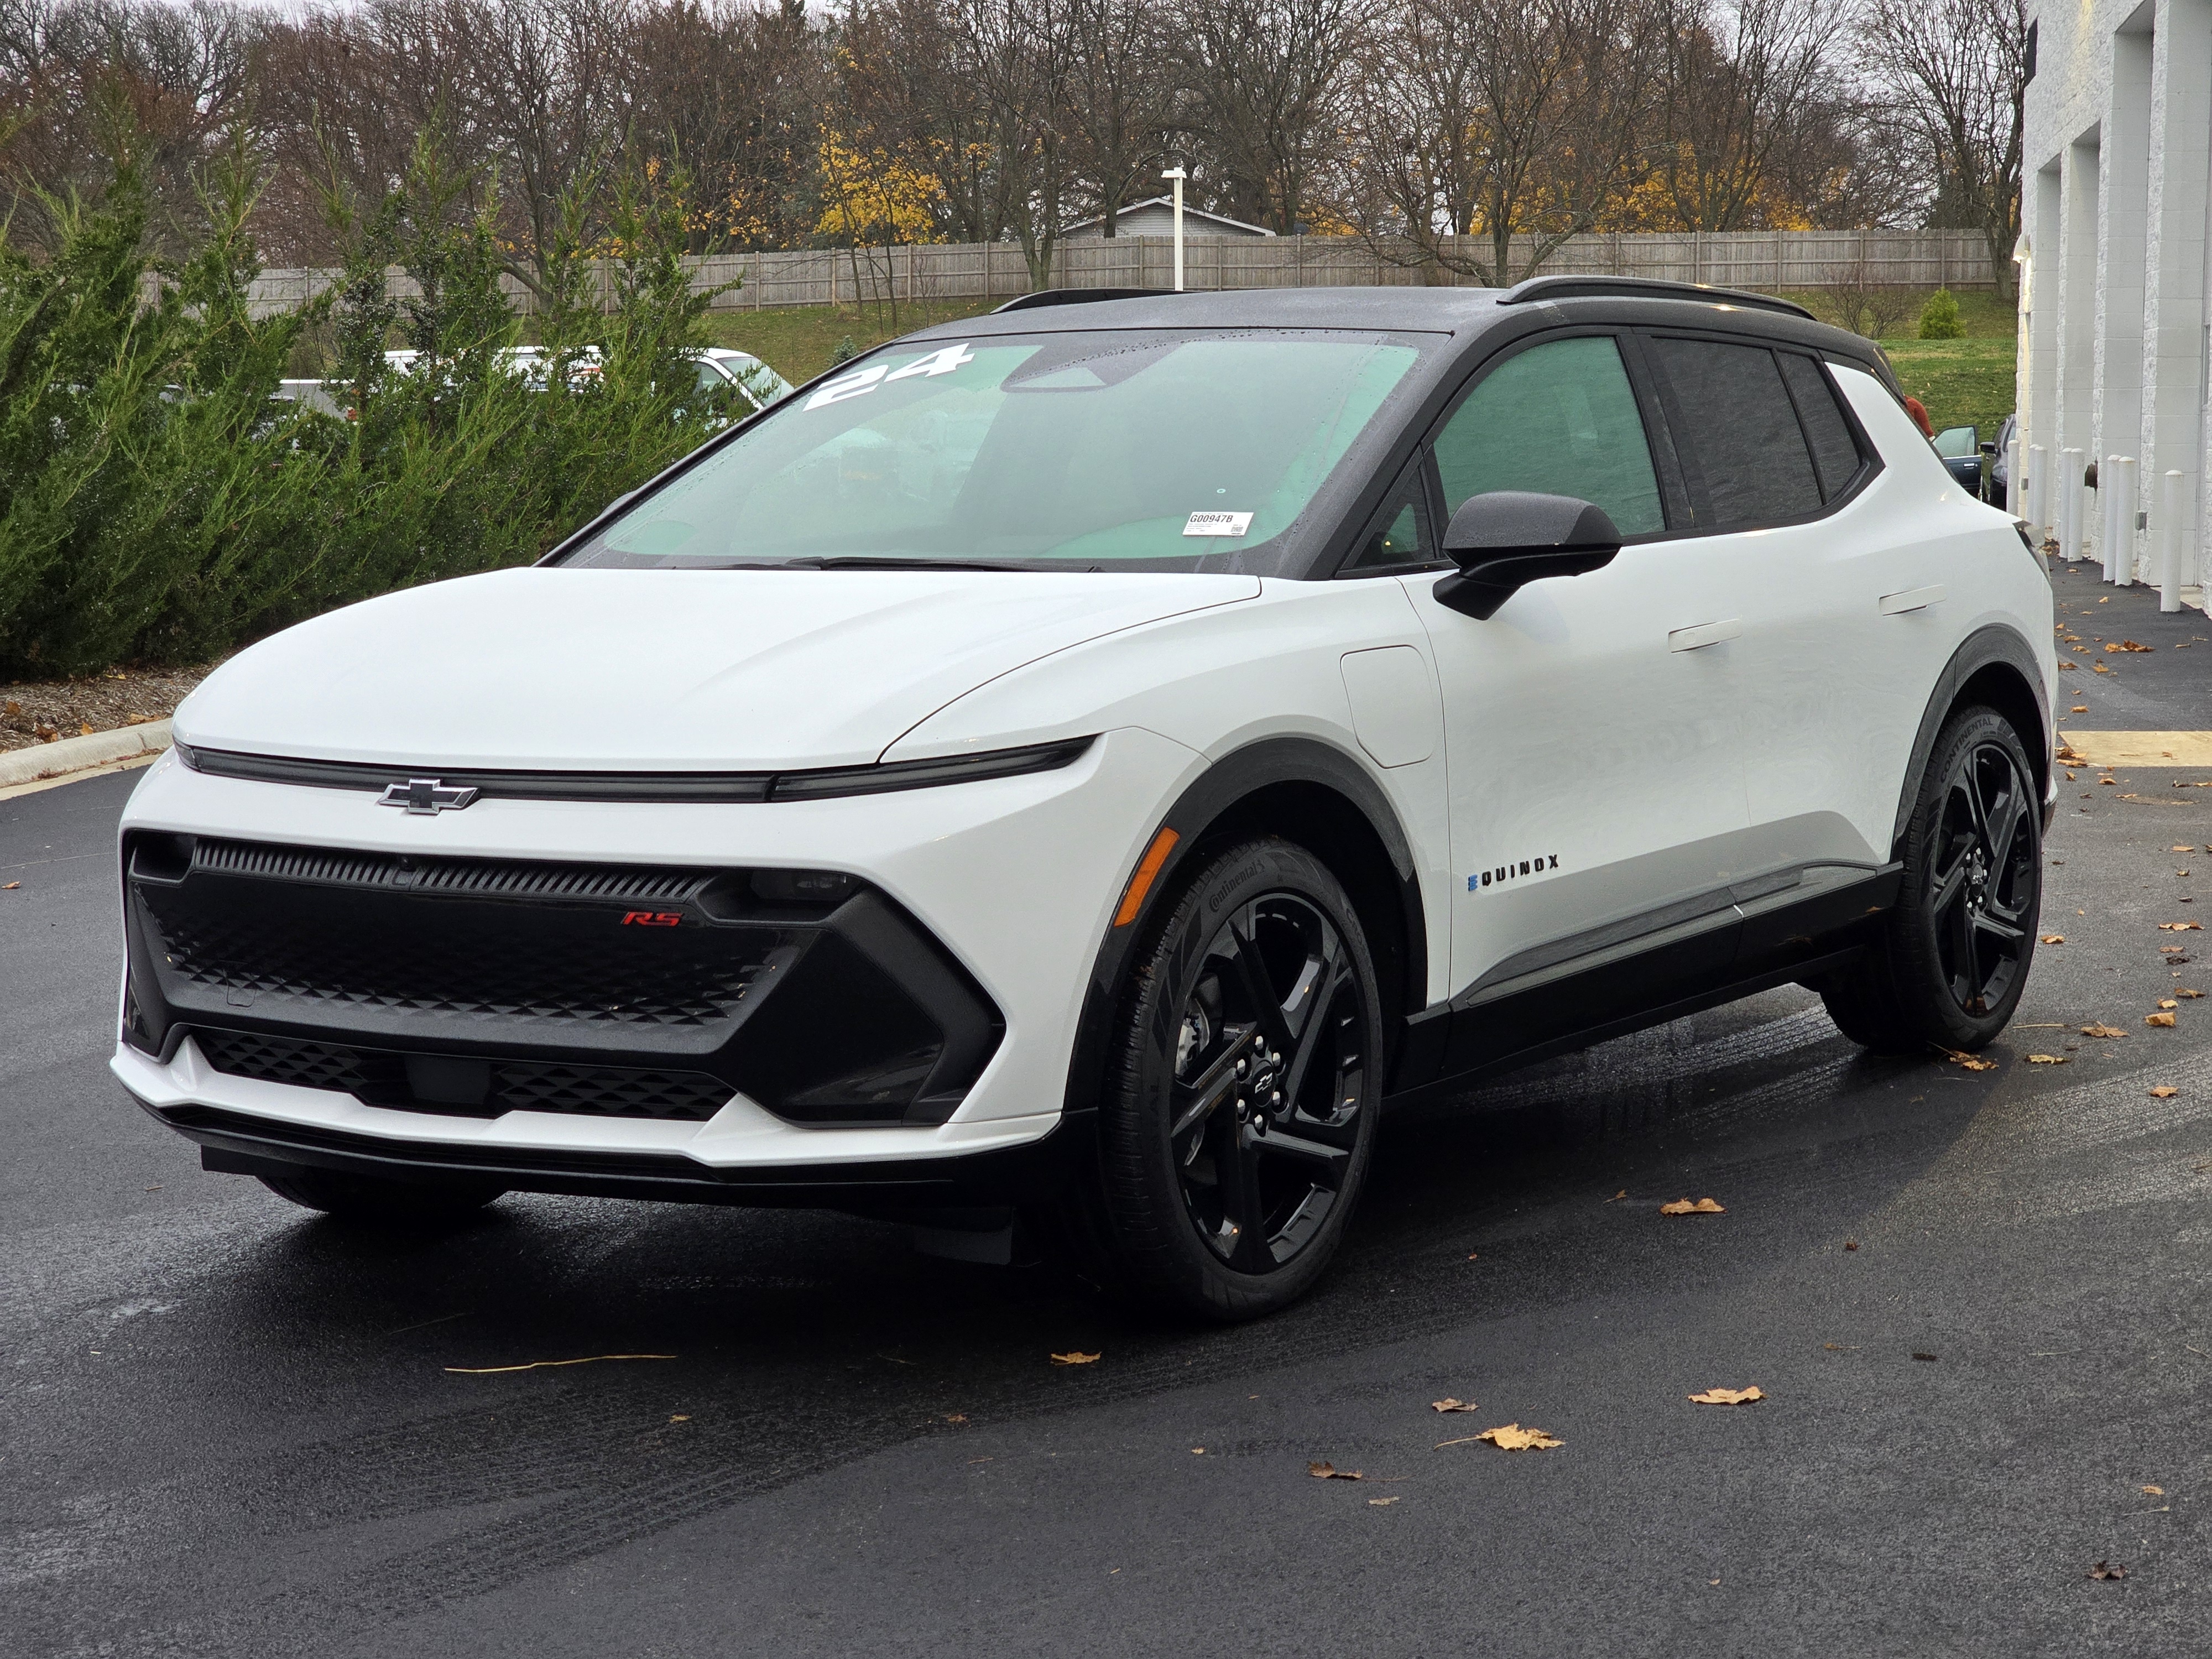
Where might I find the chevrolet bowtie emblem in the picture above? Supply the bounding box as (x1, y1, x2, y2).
(378, 778, 480, 815)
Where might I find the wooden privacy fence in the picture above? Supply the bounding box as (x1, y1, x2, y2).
(238, 228, 1996, 319)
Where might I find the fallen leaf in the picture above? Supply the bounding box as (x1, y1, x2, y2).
(2150, 1086, 2180, 1098)
(2089, 1561, 2127, 1581)
(2041, 934, 2065, 944)
(1912, 1352, 1938, 1362)
(2094, 662, 2111, 672)
(1605, 1189, 1627, 1202)
(2161, 921, 2204, 931)
(1687, 1386, 1765, 1405)
(1, 882, 17, 890)
(1368, 1495, 1400, 1506)
(1475, 1423, 1563, 1451)
(2112, 640, 2154, 651)
(1660, 1197, 1725, 1215)
(1824, 1342, 1861, 1350)
(444, 1353, 676, 1375)
(2142, 1485, 2165, 1496)
(2081, 1024, 2130, 1038)
(2026, 1054, 2069, 1065)
(1843, 1239, 1859, 1251)
(2179, 989, 2204, 999)
(2148, 1013, 2177, 1028)
(1308, 1460, 1363, 1479)
(2072, 706, 2088, 713)
(1466, 1251, 1479, 1260)
(2178, 846, 2198, 854)
(1942, 1048, 1999, 1071)
(2159, 999, 2179, 1009)
(1192, 1447, 1204, 1454)
(2059, 661, 2078, 670)
(1432, 1398, 1480, 1413)
(669, 1414, 690, 1423)
(1050, 1351, 1101, 1366)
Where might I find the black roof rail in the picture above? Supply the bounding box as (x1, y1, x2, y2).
(993, 287, 1176, 313)
(1499, 275, 1815, 321)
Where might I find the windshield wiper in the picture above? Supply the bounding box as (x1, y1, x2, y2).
(681, 555, 1041, 572)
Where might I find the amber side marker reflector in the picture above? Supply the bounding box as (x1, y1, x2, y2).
(1114, 828, 1181, 927)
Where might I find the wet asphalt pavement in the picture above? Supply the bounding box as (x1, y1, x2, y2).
(7, 566, 2212, 1656)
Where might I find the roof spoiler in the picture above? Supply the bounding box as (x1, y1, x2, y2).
(993, 288, 1177, 312)
(1499, 275, 1815, 321)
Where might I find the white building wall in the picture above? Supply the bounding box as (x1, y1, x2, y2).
(2023, 0, 2212, 587)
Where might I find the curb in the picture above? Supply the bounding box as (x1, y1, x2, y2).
(0, 719, 171, 789)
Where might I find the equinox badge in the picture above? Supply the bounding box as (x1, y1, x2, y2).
(377, 779, 481, 816)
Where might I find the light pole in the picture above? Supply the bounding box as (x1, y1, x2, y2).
(1161, 164, 1186, 291)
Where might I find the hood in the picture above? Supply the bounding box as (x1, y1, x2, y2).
(176, 567, 1260, 771)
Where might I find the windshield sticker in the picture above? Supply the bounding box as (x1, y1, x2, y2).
(805, 342, 976, 410)
(1183, 510, 1254, 538)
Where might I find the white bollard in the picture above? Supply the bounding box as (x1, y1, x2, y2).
(2030, 443, 2049, 541)
(2100, 454, 2120, 581)
(2162, 469, 2185, 612)
(2061, 448, 2085, 562)
(2114, 457, 2138, 586)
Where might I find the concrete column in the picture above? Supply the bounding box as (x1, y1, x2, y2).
(2028, 164, 2063, 477)
(2141, 0, 2212, 589)
(2098, 25, 2153, 579)
(2062, 133, 2104, 562)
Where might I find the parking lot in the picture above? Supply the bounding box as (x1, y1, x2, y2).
(6, 567, 2211, 1656)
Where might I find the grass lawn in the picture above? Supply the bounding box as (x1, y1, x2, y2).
(702, 298, 997, 385)
(707, 283, 2022, 444)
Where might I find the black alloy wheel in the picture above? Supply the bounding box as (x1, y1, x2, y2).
(1053, 836, 1383, 1321)
(1818, 705, 2043, 1054)
(1927, 735, 2037, 1018)
(1167, 890, 1368, 1274)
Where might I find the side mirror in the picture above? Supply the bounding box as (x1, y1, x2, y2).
(1433, 492, 1623, 620)
(1979, 441, 1997, 457)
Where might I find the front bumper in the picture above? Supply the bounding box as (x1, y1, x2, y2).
(111, 726, 1204, 1186)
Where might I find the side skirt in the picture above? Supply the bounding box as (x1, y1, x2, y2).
(1386, 864, 1898, 1107)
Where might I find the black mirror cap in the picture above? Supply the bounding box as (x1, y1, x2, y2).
(1433, 492, 1623, 620)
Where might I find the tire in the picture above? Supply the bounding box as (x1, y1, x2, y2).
(1819, 705, 2042, 1054)
(1050, 836, 1385, 1322)
(259, 1167, 506, 1223)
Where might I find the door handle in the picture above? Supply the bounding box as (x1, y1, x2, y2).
(1667, 619, 1742, 653)
(1879, 585, 1946, 615)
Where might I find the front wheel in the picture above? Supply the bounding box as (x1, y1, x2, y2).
(1819, 705, 2042, 1053)
(1054, 837, 1384, 1322)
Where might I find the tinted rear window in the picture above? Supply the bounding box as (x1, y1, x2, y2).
(1777, 353, 1865, 501)
(1650, 338, 1822, 528)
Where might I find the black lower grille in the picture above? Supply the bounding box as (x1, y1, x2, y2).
(194, 1029, 734, 1122)
(127, 834, 1005, 1127)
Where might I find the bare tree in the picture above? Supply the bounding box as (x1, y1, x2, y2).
(960, 0, 1078, 289)
(1172, 0, 1363, 234)
(1063, 0, 1171, 235)
(1646, 0, 1847, 232)
(1860, 0, 2028, 296)
(1348, 0, 1656, 284)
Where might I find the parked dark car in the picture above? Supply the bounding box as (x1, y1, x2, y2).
(1986, 413, 2015, 505)
(1932, 424, 1984, 496)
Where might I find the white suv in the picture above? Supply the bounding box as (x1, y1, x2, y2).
(112, 279, 2054, 1319)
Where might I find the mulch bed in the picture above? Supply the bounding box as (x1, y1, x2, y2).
(1, 664, 213, 753)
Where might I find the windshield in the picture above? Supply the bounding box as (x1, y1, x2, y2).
(558, 328, 1427, 572)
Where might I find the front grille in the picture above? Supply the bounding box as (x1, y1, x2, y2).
(126, 836, 1005, 1127)
(133, 841, 792, 1034)
(194, 1028, 734, 1121)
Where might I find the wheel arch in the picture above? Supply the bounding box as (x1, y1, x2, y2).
(1060, 735, 1428, 1124)
(1891, 625, 2053, 858)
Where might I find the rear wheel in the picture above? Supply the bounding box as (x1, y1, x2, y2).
(1820, 705, 2042, 1053)
(1053, 837, 1384, 1321)
(259, 1167, 505, 1223)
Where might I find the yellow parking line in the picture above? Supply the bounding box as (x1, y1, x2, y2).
(2059, 732, 2212, 767)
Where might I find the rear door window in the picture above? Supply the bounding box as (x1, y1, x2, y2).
(1431, 335, 1665, 536)
(1647, 337, 1823, 528)
(1777, 353, 1867, 501)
